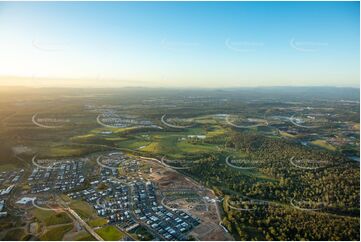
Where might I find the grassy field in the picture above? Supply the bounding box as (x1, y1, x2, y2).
(74, 231, 96, 241)
(67, 122, 226, 160)
(105, 137, 127, 141)
(40, 224, 73, 241)
(32, 208, 72, 226)
(32, 141, 102, 159)
(70, 133, 97, 142)
(352, 123, 360, 131)
(69, 200, 96, 220)
(116, 139, 151, 150)
(206, 125, 227, 137)
(192, 115, 220, 125)
(0, 163, 19, 172)
(89, 217, 108, 228)
(311, 139, 336, 151)
(48, 145, 91, 157)
(279, 130, 297, 138)
(70, 128, 127, 143)
(3, 228, 27, 240)
(95, 225, 125, 241)
(137, 129, 220, 159)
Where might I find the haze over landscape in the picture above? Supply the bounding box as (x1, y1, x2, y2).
(0, 1, 359, 242)
(0, 1, 359, 88)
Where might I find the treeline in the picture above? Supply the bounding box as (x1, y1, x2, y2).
(222, 202, 360, 241)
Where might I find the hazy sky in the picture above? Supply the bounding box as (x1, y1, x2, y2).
(0, 1, 359, 88)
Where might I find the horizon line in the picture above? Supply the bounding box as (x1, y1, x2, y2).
(0, 84, 359, 90)
(0, 75, 359, 89)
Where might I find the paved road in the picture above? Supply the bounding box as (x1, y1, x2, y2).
(128, 184, 166, 240)
(65, 207, 104, 241)
(115, 224, 138, 241)
(56, 198, 104, 241)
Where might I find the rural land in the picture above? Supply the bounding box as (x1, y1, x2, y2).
(0, 86, 359, 241)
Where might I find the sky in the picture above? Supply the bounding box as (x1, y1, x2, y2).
(0, 1, 359, 88)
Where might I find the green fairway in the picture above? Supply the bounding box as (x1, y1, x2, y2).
(311, 139, 336, 151)
(68, 122, 227, 161)
(176, 140, 218, 153)
(116, 139, 151, 150)
(133, 128, 221, 159)
(70, 133, 96, 142)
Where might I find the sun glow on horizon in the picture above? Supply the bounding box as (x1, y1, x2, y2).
(0, 1, 359, 88)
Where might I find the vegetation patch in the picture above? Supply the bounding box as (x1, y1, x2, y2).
(89, 217, 108, 227)
(33, 208, 72, 226)
(74, 231, 96, 241)
(95, 225, 125, 241)
(3, 228, 26, 241)
(69, 200, 95, 220)
(311, 139, 336, 151)
(40, 224, 73, 241)
(130, 225, 154, 241)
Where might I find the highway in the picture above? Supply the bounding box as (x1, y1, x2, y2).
(56, 198, 104, 241)
(65, 207, 104, 241)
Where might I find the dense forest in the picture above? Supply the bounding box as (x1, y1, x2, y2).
(222, 201, 359, 241)
(184, 131, 360, 240)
